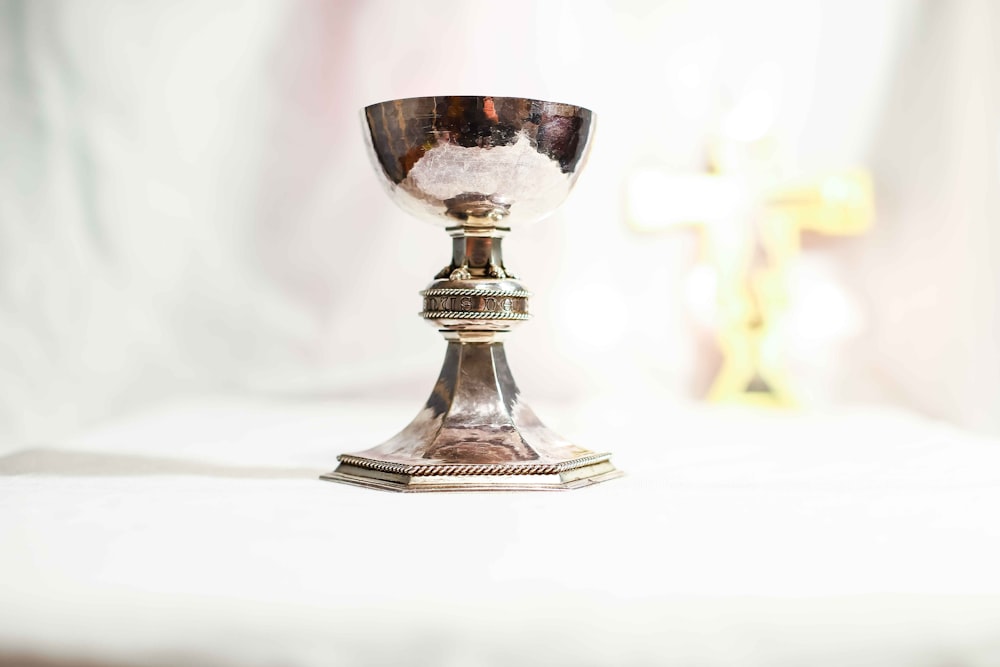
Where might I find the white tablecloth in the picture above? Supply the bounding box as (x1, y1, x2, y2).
(2, 395, 1000, 666)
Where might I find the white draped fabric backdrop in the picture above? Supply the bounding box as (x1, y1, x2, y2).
(1, 0, 998, 449)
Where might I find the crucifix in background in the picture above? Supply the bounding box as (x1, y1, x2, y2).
(628, 126, 874, 407)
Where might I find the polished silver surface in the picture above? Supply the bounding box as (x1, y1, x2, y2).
(362, 95, 594, 229)
(324, 95, 619, 492)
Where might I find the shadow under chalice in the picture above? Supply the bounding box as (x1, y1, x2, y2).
(0, 448, 319, 479)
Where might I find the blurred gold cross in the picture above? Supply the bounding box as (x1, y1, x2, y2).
(628, 139, 874, 407)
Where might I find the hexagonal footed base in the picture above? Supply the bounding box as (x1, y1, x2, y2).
(321, 341, 622, 493)
(322, 456, 621, 493)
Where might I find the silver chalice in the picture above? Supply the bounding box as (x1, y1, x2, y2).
(322, 95, 621, 491)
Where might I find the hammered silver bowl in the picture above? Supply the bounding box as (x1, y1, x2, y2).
(362, 95, 596, 229)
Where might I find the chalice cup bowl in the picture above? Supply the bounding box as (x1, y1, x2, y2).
(322, 95, 622, 491)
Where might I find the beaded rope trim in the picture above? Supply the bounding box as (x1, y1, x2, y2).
(420, 311, 530, 320)
(420, 288, 532, 298)
(336, 452, 611, 476)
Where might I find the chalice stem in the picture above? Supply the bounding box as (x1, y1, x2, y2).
(324, 228, 619, 490)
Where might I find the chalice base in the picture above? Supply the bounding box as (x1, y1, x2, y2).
(322, 341, 622, 492)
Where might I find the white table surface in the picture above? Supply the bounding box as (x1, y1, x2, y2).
(2, 394, 1000, 666)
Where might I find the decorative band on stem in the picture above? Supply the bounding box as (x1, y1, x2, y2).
(421, 292, 529, 317)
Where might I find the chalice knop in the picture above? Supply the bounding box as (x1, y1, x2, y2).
(322, 95, 621, 491)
